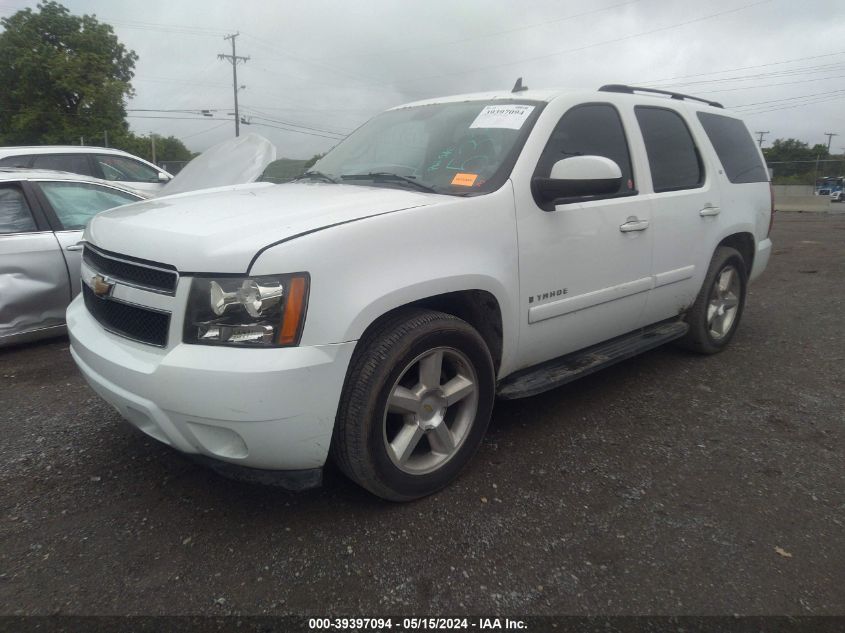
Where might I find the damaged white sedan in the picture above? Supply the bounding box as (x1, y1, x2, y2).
(0, 134, 276, 346)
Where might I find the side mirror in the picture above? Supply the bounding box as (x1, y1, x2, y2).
(533, 155, 622, 206)
(157, 172, 170, 182)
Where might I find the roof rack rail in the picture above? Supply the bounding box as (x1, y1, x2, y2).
(598, 84, 723, 109)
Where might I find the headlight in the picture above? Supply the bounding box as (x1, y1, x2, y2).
(183, 273, 309, 347)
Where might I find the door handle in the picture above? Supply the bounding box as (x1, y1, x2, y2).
(65, 244, 84, 252)
(619, 217, 649, 232)
(700, 205, 721, 217)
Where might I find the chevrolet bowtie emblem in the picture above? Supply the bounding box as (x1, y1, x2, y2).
(90, 274, 114, 297)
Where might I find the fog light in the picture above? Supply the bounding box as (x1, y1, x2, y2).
(198, 323, 274, 344)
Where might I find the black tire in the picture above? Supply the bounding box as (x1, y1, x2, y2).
(677, 246, 748, 354)
(331, 308, 495, 501)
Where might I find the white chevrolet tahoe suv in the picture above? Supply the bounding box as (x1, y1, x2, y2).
(67, 84, 774, 501)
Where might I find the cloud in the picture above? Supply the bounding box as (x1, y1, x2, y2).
(4, 0, 845, 154)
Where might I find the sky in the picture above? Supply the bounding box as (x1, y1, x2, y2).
(1, 0, 844, 158)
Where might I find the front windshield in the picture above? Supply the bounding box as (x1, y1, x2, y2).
(312, 100, 544, 195)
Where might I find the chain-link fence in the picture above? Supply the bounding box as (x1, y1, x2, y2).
(767, 158, 845, 187)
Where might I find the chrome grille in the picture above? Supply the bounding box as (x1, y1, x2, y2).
(83, 244, 178, 294)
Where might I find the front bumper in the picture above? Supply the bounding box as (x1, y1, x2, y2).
(67, 294, 356, 472)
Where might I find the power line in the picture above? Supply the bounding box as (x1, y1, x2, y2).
(238, 108, 349, 136)
(241, 33, 384, 88)
(639, 49, 845, 85)
(732, 88, 845, 108)
(125, 114, 348, 140)
(135, 76, 229, 88)
(652, 62, 845, 90)
(249, 120, 346, 142)
(735, 92, 845, 115)
(311, 0, 645, 61)
(180, 121, 232, 140)
(700, 73, 845, 95)
(360, 0, 772, 87)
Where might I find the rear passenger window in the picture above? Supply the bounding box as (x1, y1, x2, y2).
(0, 185, 37, 234)
(31, 154, 92, 177)
(697, 112, 768, 183)
(536, 103, 635, 195)
(635, 107, 702, 193)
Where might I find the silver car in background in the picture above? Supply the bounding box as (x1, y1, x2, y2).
(1, 168, 145, 346)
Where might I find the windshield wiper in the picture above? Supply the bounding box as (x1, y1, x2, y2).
(340, 172, 437, 193)
(293, 170, 337, 184)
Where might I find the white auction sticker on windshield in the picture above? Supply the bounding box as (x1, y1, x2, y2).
(469, 104, 535, 130)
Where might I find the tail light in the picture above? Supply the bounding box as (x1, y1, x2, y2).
(768, 182, 775, 237)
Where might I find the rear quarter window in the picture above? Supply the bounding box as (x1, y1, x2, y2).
(697, 112, 769, 184)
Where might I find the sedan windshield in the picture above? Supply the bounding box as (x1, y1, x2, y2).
(311, 100, 544, 195)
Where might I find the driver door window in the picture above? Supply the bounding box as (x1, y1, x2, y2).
(535, 103, 635, 196)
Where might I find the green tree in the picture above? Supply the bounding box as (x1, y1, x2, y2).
(0, 1, 137, 145)
(763, 138, 829, 179)
(111, 133, 195, 164)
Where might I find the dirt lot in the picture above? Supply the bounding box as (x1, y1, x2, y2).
(1, 212, 843, 617)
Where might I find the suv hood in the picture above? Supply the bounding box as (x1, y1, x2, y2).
(85, 182, 435, 272)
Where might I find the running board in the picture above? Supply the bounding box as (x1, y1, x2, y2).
(497, 321, 689, 400)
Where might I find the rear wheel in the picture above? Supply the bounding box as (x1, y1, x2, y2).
(331, 308, 495, 501)
(678, 246, 747, 354)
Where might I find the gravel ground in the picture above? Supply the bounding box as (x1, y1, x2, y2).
(0, 212, 843, 616)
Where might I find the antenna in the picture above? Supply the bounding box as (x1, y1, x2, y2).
(512, 77, 528, 93)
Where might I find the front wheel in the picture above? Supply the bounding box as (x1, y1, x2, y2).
(677, 246, 748, 354)
(331, 309, 495, 501)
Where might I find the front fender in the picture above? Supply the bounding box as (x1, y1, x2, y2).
(249, 183, 521, 374)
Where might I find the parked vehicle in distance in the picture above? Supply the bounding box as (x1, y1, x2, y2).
(67, 84, 774, 501)
(0, 146, 172, 194)
(815, 176, 843, 197)
(0, 168, 145, 346)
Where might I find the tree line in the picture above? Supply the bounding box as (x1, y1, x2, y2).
(763, 139, 844, 185)
(0, 2, 193, 164)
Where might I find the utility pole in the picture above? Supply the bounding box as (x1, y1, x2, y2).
(823, 132, 838, 152)
(754, 131, 769, 148)
(218, 33, 249, 137)
(151, 133, 157, 165)
(104, 130, 109, 148)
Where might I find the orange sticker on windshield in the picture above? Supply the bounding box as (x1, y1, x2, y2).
(451, 173, 478, 187)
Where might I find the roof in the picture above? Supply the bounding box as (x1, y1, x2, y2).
(0, 145, 133, 155)
(390, 86, 728, 114)
(390, 89, 565, 110)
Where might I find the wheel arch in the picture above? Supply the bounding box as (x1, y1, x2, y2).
(717, 231, 755, 274)
(350, 288, 505, 375)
